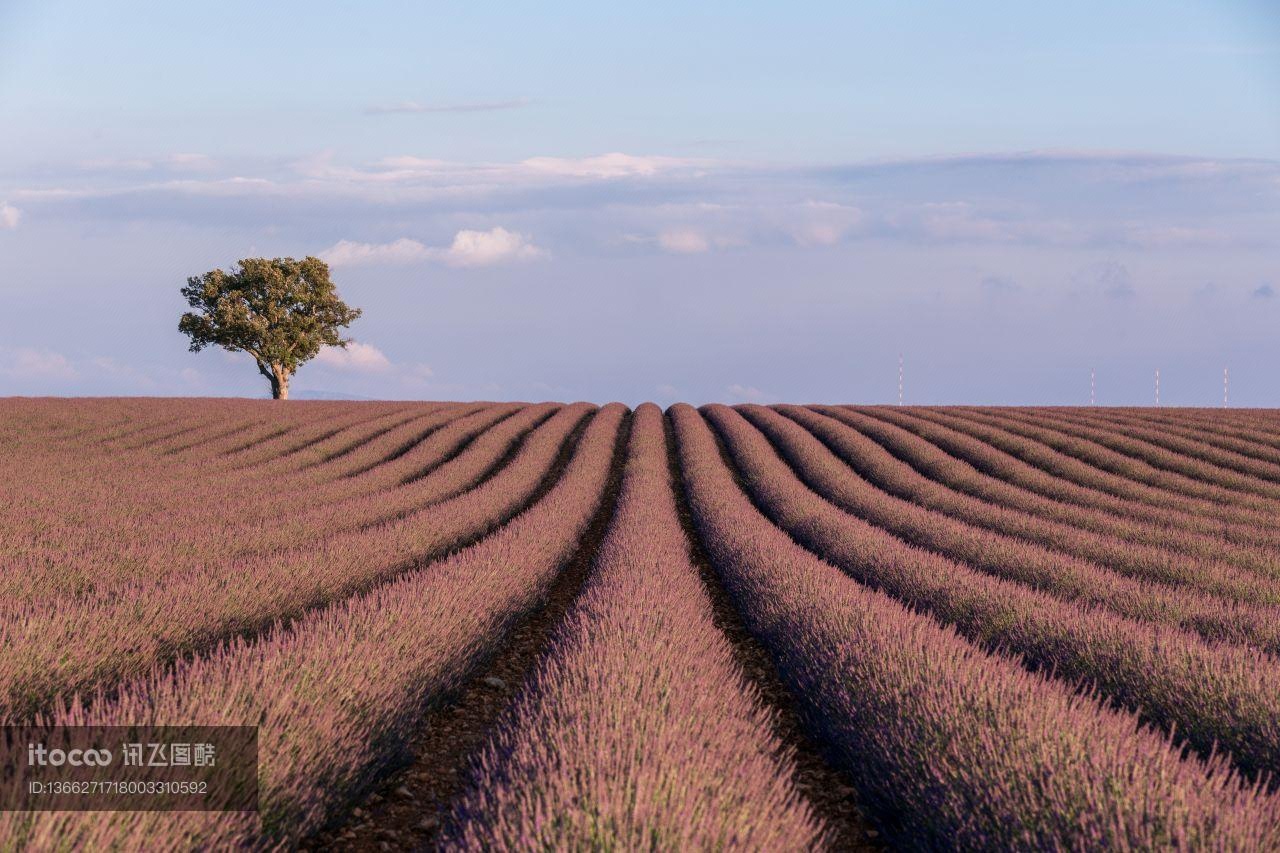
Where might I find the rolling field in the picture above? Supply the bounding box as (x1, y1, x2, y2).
(3, 398, 1280, 849)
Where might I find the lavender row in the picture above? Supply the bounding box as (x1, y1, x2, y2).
(0, 404, 593, 719)
(707, 404, 1280, 781)
(768, 406, 1280, 610)
(967, 407, 1280, 509)
(0, 404, 498, 605)
(1073, 407, 1280, 468)
(149, 402, 550, 565)
(0, 401, 459, 552)
(671, 403, 1280, 849)
(889, 406, 1280, 529)
(748, 405, 1280, 652)
(1110, 406, 1280, 446)
(0, 406, 626, 850)
(1035, 407, 1280, 487)
(0, 403, 521, 605)
(828, 406, 1280, 565)
(444, 403, 821, 850)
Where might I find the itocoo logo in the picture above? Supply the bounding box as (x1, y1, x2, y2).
(27, 743, 113, 767)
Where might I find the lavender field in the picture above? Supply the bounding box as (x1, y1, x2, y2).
(4, 398, 1280, 850)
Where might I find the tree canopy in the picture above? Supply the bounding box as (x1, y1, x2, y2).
(179, 256, 361, 399)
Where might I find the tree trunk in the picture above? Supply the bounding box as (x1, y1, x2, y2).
(268, 365, 291, 400)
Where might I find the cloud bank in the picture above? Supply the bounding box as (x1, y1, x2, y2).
(321, 227, 547, 268)
(4, 149, 1279, 404)
(1, 348, 76, 379)
(13, 149, 1274, 258)
(521, 153, 702, 179)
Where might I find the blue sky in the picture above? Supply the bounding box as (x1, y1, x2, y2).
(1, 1, 1278, 403)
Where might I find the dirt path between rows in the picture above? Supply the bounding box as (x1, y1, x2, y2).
(665, 412, 883, 852)
(301, 411, 632, 852)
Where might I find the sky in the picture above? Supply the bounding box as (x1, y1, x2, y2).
(1, 0, 1278, 404)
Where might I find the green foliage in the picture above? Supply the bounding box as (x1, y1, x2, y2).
(179, 257, 361, 397)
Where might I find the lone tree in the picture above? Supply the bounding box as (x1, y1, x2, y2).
(179, 256, 361, 400)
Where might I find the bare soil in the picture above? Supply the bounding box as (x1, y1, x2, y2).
(664, 412, 884, 852)
(301, 411, 632, 851)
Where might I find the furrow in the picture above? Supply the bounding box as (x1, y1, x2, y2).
(0, 407, 627, 849)
(669, 403, 1280, 849)
(972, 407, 1280, 507)
(705, 404, 1280, 783)
(0, 404, 595, 719)
(833, 405, 1280, 559)
(893, 406, 1279, 528)
(440, 405, 826, 851)
(775, 407, 1280, 600)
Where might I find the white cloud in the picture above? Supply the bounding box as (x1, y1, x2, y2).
(305, 343, 437, 395)
(790, 200, 867, 247)
(322, 227, 546, 268)
(651, 229, 746, 254)
(406, 363, 434, 380)
(375, 155, 457, 171)
(76, 153, 215, 173)
(794, 223, 842, 246)
(314, 342, 394, 372)
(2, 348, 77, 380)
(285, 150, 704, 190)
(322, 238, 434, 266)
(521, 153, 699, 179)
(90, 356, 158, 389)
(0, 203, 21, 229)
(12, 149, 1279, 268)
(909, 202, 1015, 242)
(443, 227, 546, 266)
(657, 229, 712, 254)
(727, 384, 768, 402)
(1119, 223, 1229, 248)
